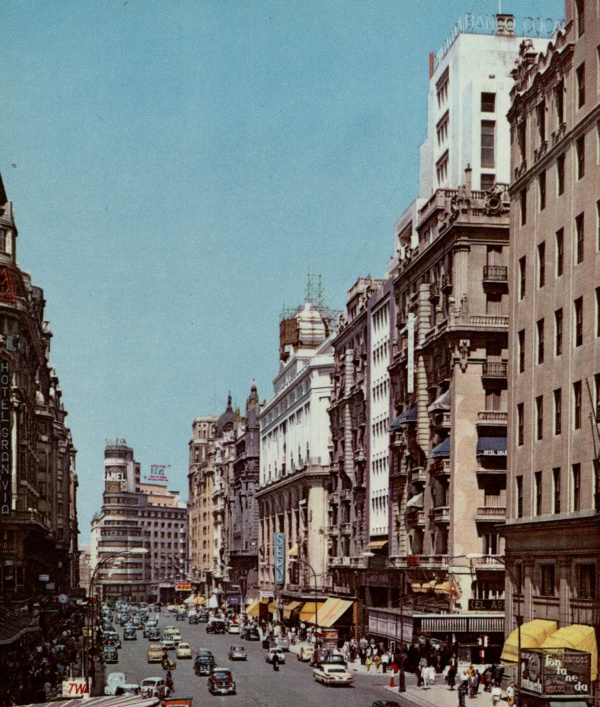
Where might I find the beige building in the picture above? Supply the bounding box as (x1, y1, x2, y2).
(505, 2, 599, 703)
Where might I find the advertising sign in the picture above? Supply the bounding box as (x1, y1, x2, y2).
(1, 360, 11, 516)
(175, 583, 192, 591)
(146, 464, 170, 482)
(62, 678, 89, 698)
(521, 648, 591, 697)
(273, 532, 285, 585)
(407, 314, 415, 394)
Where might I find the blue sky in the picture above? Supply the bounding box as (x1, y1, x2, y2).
(0, 0, 564, 543)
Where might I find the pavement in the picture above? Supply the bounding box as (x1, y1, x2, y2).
(287, 640, 504, 707)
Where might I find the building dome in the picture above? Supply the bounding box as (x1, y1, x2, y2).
(216, 393, 235, 437)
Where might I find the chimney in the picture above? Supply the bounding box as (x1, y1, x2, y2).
(465, 164, 472, 196)
(429, 52, 435, 79)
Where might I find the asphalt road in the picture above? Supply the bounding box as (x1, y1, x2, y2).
(103, 613, 421, 707)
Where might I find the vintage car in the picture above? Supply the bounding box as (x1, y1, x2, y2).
(101, 645, 119, 664)
(227, 622, 240, 634)
(147, 644, 164, 663)
(176, 642, 192, 659)
(114, 684, 141, 696)
(140, 677, 171, 698)
(208, 668, 236, 696)
(265, 647, 286, 665)
(123, 626, 137, 641)
(312, 664, 354, 686)
(206, 620, 226, 635)
(297, 644, 314, 662)
(104, 672, 126, 695)
(147, 627, 162, 641)
(194, 652, 215, 676)
(188, 613, 199, 624)
(228, 645, 247, 661)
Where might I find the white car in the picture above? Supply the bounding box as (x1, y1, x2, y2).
(265, 647, 286, 664)
(313, 664, 354, 686)
(228, 623, 240, 634)
(104, 672, 126, 695)
(176, 642, 192, 659)
(140, 677, 171, 698)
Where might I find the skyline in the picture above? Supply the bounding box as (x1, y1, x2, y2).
(0, 0, 564, 543)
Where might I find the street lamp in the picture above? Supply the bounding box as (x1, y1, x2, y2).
(85, 548, 148, 694)
(289, 557, 320, 631)
(466, 553, 521, 706)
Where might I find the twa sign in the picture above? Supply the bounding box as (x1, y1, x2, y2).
(62, 679, 89, 698)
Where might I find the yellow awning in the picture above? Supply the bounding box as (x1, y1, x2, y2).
(267, 601, 278, 613)
(283, 601, 302, 619)
(366, 539, 389, 550)
(305, 597, 354, 627)
(433, 580, 454, 595)
(541, 624, 598, 681)
(288, 544, 299, 557)
(299, 601, 326, 622)
(501, 619, 557, 665)
(194, 596, 206, 605)
(245, 598, 261, 616)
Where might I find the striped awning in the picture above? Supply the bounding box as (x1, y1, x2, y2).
(245, 598, 261, 617)
(20, 696, 160, 707)
(304, 598, 353, 627)
(267, 601, 278, 613)
(299, 601, 326, 622)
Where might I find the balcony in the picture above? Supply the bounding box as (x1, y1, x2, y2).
(410, 467, 426, 484)
(482, 361, 507, 379)
(470, 554, 504, 570)
(431, 411, 451, 430)
(470, 315, 509, 329)
(406, 509, 425, 526)
(354, 449, 366, 462)
(477, 411, 508, 427)
(482, 265, 508, 294)
(430, 458, 451, 476)
(476, 506, 506, 521)
(340, 522, 352, 535)
(389, 432, 407, 450)
(441, 273, 453, 293)
(430, 506, 450, 524)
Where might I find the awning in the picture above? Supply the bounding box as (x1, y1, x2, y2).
(366, 539, 388, 550)
(390, 405, 417, 430)
(541, 624, 598, 680)
(304, 598, 353, 627)
(429, 437, 450, 458)
(194, 596, 206, 606)
(299, 601, 326, 622)
(428, 389, 450, 413)
(433, 580, 457, 595)
(500, 618, 557, 665)
(477, 436, 507, 457)
(245, 598, 261, 617)
(287, 544, 299, 557)
(406, 492, 424, 509)
(267, 600, 278, 613)
(282, 601, 302, 619)
(20, 696, 161, 707)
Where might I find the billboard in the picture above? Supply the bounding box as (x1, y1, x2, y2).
(521, 648, 591, 697)
(1, 359, 11, 516)
(273, 532, 285, 585)
(146, 464, 170, 482)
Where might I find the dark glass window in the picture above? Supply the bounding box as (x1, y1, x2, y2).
(537, 319, 544, 364)
(556, 228, 564, 276)
(577, 63, 585, 108)
(557, 154, 565, 195)
(552, 467, 561, 513)
(554, 389, 562, 435)
(555, 308, 563, 355)
(574, 297, 583, 347)
(541, 564, 556, 596)
(576, 213, 584, 263)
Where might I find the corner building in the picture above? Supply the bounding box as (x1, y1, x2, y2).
(505, 2, 600, 704)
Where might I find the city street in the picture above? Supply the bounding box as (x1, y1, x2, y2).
(106, 614, 420, 707)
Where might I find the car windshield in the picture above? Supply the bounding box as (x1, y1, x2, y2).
(213, 671, 230, 679)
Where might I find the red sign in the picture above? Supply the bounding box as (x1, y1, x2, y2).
(176, 583, 192, 591)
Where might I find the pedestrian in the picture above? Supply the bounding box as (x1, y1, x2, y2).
(491, 684, 502, 706)
(420, 661, 429, 688)
(381, 650, 390, 674)
(366, 655, 372, 672)
(374, 653, 382, 673)
(506, 681, 515, 707)
(457, 680, 467, 707)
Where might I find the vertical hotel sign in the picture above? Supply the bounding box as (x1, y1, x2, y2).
(1, 360, 11, 516)
(407, 313, 415, 394)
(273, 532, 285, 585)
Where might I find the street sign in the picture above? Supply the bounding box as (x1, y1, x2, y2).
(62, 678, 89, 698)
(274, 533, 285, 585)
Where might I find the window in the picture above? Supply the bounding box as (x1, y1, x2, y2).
(577, 135, 586, 179)
(554, 389, 562, 435)
(436, 111, 449, 146)
(537, 242, 545, 286)
(483, 532, 499, 555)
(573, 381, 582, 429)
(481, 92, 496, 112)
(436, 69, 449, 108)
(517, 403, 524, 446)
(0, 230, 5, 253)
(577, 565, 596, 599)
(534, 471, 542, 515)
(556, 228, 564, 276)
(596, 287, 600, 336)
(555, 80, 564, 126)
(536, 396, 543, 440)
(576, 213, 584, 263)
(574, 297, 583, 346)
(516, 475, 523, 517)
(519, 256, 526, 299)
(518, 330, 525, 372)
(555, 308, 563, 355)
(436, 151, 449, 185)
(481, 173, 495, 190)
(481, 120, 495, 168)
(597, 200, 600, 249)
(577, 63, 585, 108)
(537, 319, 544, 364)
(538, 171, 546, 211)
(536, 100, 546, 142)
(575, 0, 585, 36)
(557, 154, 565, 195)
(520, 188, 527, 226)
(541, 564, 556, 596)
(552, 467, 561, 513)
(517, 120, 526, 162)
(572, 463, 581, 511)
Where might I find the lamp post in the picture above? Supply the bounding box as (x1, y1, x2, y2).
(466, 553, 521, 706)
(289, 557, 320, 632)
(84, 547, 148, 694)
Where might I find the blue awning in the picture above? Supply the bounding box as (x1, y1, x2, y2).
(390, 405, 417, 430)
(477, 437, 507, 456)
(429, 437, 451, 458)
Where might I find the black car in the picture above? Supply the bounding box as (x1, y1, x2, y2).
(206, 620, 226, 634)
(244, 627, 260, 641)
(188, 613, 199, 624)
(208, 668, 236, 696)
(198, 613, 209, 623)
(194, 654, 216, 676)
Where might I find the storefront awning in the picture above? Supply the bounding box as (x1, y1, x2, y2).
(406, 492, 424, 509)
(429, 437, 450, 458)
(287, 544, 299, 557)
(541, 624, 598, 681)
(20, 696, 161, 707)
(390, 405, 417, 429)
(428, 389, 450, 413)
(194, 596, 206, 606)
(365, 539, 388, 550)
(282, 601, 302, 619)
(433, 580, 457, 595)
(245, 598, 261, 617)
(267, 601, 278, 613)
(305, 598, 354, 627)
(299, 601, 326, 622)
(477, 436, 507, 457)
(500, 618, 558, 665)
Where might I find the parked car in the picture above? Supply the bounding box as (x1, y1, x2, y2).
(114, 684, 141, 696)
(206, 620, 226, 634)
(244, 627, 260, 641)
(188, 613, 199, 624)
(104, 672, 126, 695)
(313, 664, 354, 686)
(297, 644, 314, 662)
(177, 642, 192, 659)
(140, 677, 171, 698)
(227, 622, 240, 634)
(101, 645, 119, 664)
(147, 644, 164, 663)
(228, 645, 247, 661)
(208, 668, 236, 696)
(265, 647, 286, 665)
